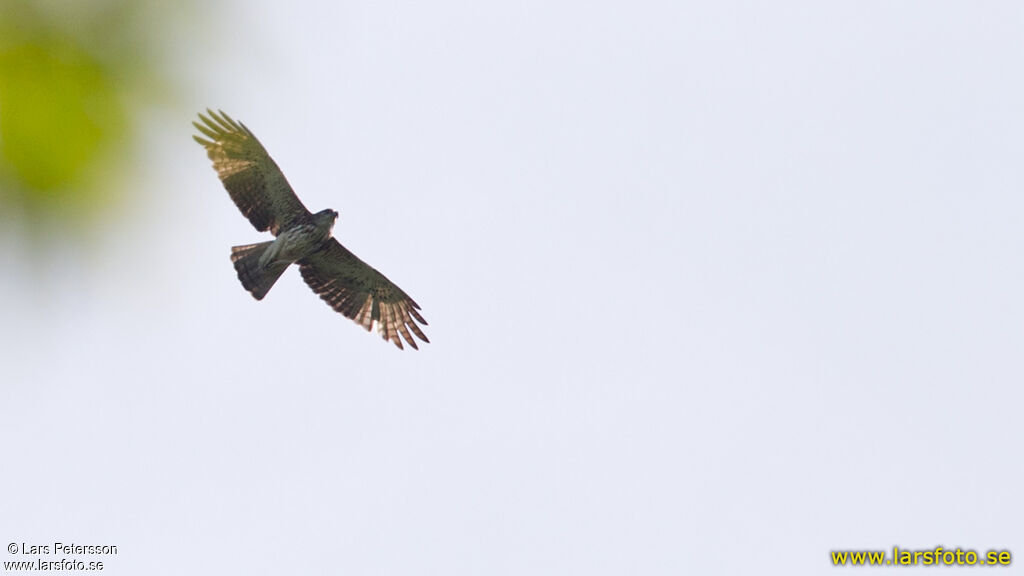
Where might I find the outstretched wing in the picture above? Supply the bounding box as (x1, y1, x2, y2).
(298, 239, 429, 350)
(193, 109, 312, 235)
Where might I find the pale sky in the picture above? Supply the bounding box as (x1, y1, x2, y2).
(3, 1, 1023, 574)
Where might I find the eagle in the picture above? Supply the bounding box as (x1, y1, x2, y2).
(193, 109, 429, 350)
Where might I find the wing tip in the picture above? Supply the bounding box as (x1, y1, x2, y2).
(195, 108, 246, 136)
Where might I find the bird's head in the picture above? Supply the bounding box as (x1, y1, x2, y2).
(314, 208, 339, 231)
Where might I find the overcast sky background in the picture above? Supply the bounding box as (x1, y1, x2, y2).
(3, 1, 1023, 574)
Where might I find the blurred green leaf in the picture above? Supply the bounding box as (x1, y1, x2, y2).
(0, 39, 125, 197)
(0, 0, 193, 239)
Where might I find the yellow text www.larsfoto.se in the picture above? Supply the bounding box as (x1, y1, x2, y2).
(831, 547, 1011, 567)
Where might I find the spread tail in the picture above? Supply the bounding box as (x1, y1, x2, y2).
(230, 242, 290, 300)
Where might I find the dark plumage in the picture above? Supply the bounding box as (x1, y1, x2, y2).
(193, 109, 429, 350)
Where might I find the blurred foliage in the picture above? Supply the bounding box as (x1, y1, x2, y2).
(0, 0, 192, 239)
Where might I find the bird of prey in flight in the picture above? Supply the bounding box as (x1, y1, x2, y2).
(193, 109, 429, 350)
